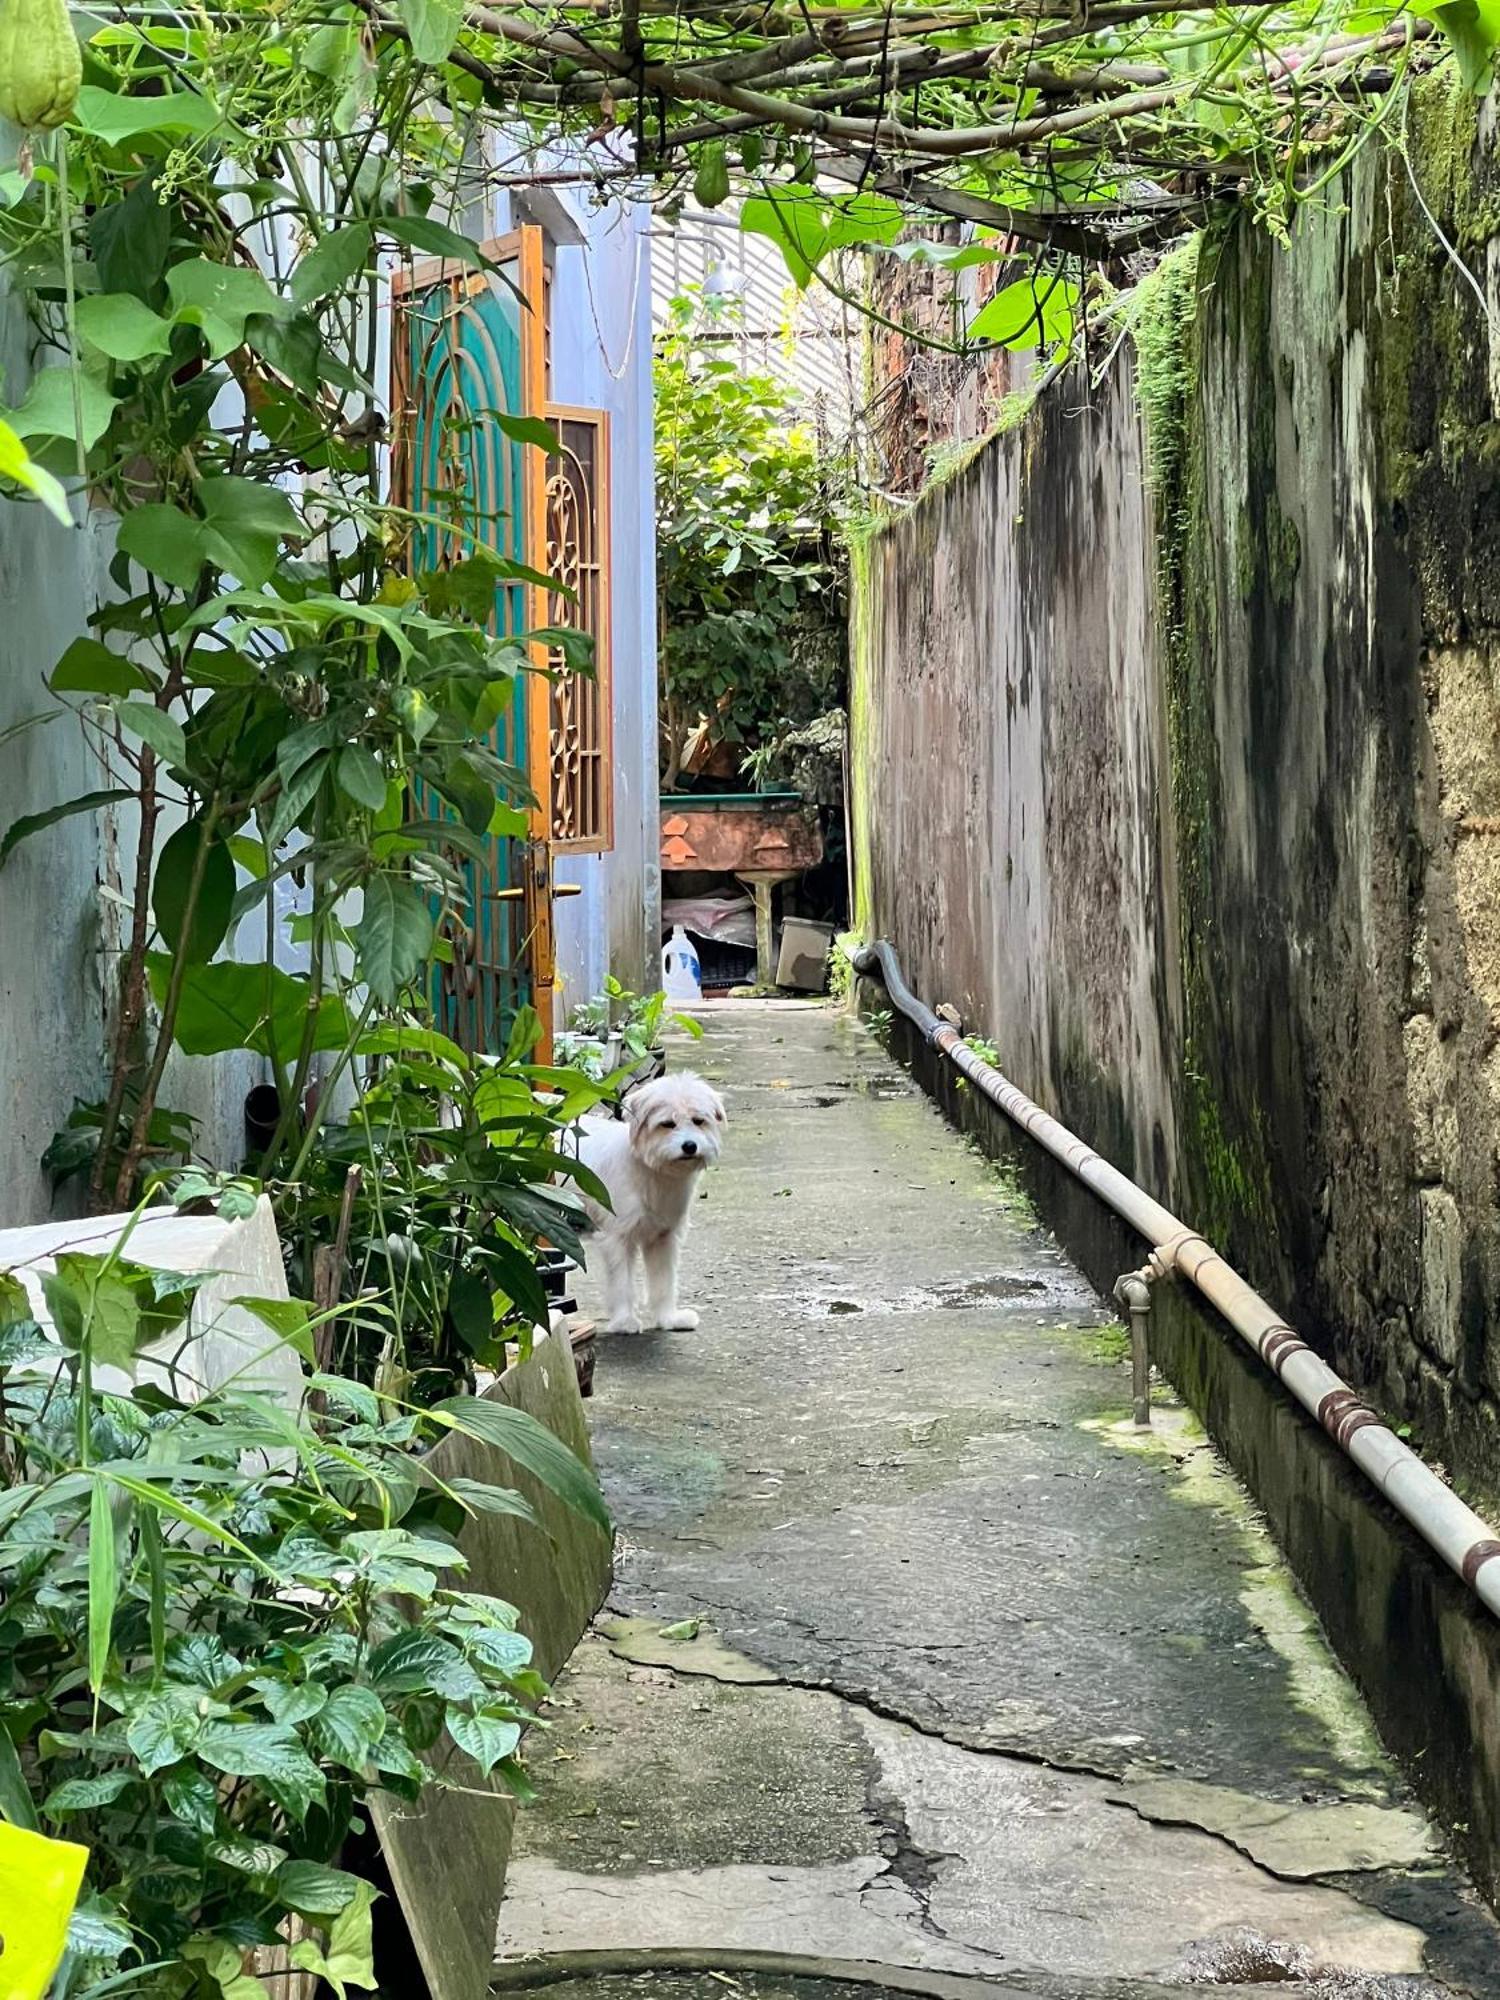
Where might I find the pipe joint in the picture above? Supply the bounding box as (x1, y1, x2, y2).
(1113, 1263, 1155, 1431)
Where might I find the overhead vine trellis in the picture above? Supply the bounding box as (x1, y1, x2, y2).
(360, 0, 1474, 278)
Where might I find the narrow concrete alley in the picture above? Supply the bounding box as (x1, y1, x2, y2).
(496, 1005, 1500, 1999)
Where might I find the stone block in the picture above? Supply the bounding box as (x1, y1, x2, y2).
(1418, 1184, 1463, 1369)
(1402, 1012, 1457, 1182)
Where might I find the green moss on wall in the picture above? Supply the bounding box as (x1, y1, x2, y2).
(846, 530, 877, 941)
(1133, 227, 1277, 1250)
(1373, 71, 1500, 509)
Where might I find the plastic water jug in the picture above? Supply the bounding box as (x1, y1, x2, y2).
(662, 926, 702, 1003)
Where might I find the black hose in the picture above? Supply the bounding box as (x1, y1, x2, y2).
(850, 940, 942, 1044)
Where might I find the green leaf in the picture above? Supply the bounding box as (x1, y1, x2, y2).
(0, 1722, 38, 1829)
(356, 874, 436, 1003)
(396, 0, 464, 64)
(353, 1021, 469, 1068)
(142, 1506, 167, 1675)
(196, 1723, 325, 1798)
(268, 749, 330, 848)
(87, 1479, 119, 1694)
(446, 1266, 495, 1359)
(288, 1881, 377, 2000)
(163, 1768, 217, 1833)
(289, 224, 373, 308)
(278, 1861, 365, 1918)
(310, 1686, 387, 1771)
(73, 85, 223, 142)
(1, 791, 130, 869)
(42, 1255, 145, 1370)
(739, 187, 902, 288)
(230, 1295, 315, 1365)
(430, 1397, 609, 1531)
(168, 259, 284, 360)
(366, 1630, 463, 1693)
(153, 817, 236, 963)
(89, 173, 170, 302)
(199, 476, 301, 588)
(0, 1271, 29, 1328)
(256, 1681, 326, 1728)
(6, 370, 119, 450)
(45, 1770, 136, 1813)
(0, 416, 71, 523)
(445, 1707, 521, 1776)
(493, 412, 562, 454)
(117, 504, 209, 592)
(336, 744, 388, 812)
(376, 214, 498, 270)
(66, 1902, 133, 1965)
(1424, 0, 1500, 86)
(124, 1690, 201, 1775)
(443, 1476, 538, 1524)
(49, 638, 154, 697)
(75, 293, 175, 363)
(147, 955, 352, 1059)
(968, 274, 1078, 352)
(115, 700, 188, 768)
(209, 1835, 287, 1878)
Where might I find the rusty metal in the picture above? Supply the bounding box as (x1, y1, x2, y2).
(852, 938, 1500, 1624)
(660, 800, 823, 875)
(1112, 1265, 1155, 1429)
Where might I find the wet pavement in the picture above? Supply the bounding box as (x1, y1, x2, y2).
(496, 1003, 1500, 1997)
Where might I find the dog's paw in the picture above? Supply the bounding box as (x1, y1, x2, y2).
(606, 1312, 642, 1335)
(659, 1308, 699, 1332)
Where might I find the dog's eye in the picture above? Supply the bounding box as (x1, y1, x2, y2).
(656, 1118, 675, 1132)
(692, 1116, 707, 1127)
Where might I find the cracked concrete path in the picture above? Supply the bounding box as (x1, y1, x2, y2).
(498, 1003, 1500, 1997)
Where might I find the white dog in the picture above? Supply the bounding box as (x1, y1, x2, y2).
(574, 1072, 727, 1334)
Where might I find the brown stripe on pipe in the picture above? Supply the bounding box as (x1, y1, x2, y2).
(1461, 1540, 1500, 1587)
(1318, 1388, 1380, 1448)
(1261, 1327, 1310, 1373)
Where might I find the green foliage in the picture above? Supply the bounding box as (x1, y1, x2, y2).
(557, 979, 703, 1082)
(0, 21, 556, 1220)
(0, 1242, 605, 1998)
(282, 1016, 614, 1401)
(655, 288, 845, 786)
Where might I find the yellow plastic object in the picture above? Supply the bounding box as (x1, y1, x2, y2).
(0, 1820, 89, 2000)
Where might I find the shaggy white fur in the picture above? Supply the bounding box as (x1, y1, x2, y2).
(575, 1072, 727, 1333)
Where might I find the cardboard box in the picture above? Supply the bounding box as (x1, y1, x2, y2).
(776, 917, 834, 991)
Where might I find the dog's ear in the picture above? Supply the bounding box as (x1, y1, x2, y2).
(623, 1084, 651, 1124)
(710, 1090, 727, 1127)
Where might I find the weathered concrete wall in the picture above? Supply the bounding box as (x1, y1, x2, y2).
(856, 72, 1500, 1502)
(853, 72, 1500, 1889)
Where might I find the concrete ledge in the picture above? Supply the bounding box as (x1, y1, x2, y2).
(882, 1003, 1500, 1913)
(374, 1333, 613, 2000)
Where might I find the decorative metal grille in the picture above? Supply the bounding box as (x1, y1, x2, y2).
(392, 251, 534, 1052)
(545, 409, 613, 854)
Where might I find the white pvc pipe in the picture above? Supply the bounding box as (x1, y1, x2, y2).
(854, 941, 1500, 1623)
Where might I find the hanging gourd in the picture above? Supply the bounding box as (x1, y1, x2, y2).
(0, 0, 83, 131)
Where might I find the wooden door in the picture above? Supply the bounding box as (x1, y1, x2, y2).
(391, 227, 557, 1058)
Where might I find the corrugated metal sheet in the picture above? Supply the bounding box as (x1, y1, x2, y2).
(651, 202, 858, 431)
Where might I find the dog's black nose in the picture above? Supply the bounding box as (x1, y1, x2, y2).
(680, 1138, 698, 1156)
